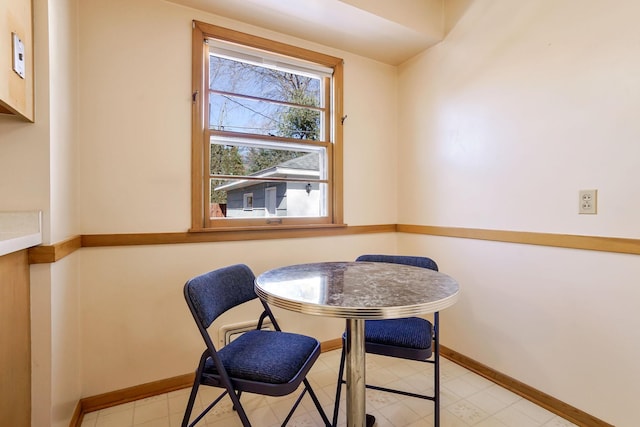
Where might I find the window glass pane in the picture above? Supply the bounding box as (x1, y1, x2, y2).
(210, 139, 324, 177)
(209, 93, 320, 138)
(209, 53, 322, 138)
(209, 55, 321, 106)
(210, 181, 326, 219)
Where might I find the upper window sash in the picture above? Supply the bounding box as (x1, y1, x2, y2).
(208, 39, 334, 78)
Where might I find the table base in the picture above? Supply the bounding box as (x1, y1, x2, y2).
(366, 414, 375, 426)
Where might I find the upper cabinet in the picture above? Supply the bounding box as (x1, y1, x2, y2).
(0, 0, 33, 121)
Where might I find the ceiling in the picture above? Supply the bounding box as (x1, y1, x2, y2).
(165, 0, 445, 65)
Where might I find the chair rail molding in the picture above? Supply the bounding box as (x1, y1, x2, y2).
(29, 224, 640, 265)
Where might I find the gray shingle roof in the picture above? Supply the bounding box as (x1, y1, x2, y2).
(277, 153, 319, 171)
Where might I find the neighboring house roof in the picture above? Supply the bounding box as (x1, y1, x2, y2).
(215, 152, 320, 192)
(277, 153, 319, 170)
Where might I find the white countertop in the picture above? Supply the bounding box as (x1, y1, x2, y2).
(0, 211, 42, 257)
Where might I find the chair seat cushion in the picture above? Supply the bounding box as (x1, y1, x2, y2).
(364, 317, 432, 350)
(205, 330, 318, 384)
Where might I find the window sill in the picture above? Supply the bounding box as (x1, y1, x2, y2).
(189, 223, 348, 234)
(62, 224, 395, 250)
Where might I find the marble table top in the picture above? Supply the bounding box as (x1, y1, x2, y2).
(255, 261, 460, 319)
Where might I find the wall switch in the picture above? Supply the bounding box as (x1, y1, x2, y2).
(579, 189, 597, 214)
(12, 32, 26, 79)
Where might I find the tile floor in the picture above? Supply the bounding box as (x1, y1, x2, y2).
(80, 349, 578, 427)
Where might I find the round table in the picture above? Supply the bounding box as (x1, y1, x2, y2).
(255, 261, 460, 427)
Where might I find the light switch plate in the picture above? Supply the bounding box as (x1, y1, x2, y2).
(12, 32, 26, 79)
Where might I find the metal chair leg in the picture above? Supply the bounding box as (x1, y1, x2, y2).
(332, 345, 347, 427)
(434, 312, 440, 427)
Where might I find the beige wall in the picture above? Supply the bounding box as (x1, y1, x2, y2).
(2, 0, 399, 422)
(78, 234, 397, 396)
(2, 0, 639, 425)
(49, 0, 80, 243)
(75, 0, 399, 398)
(0, 0, 82, 425)
(341, 0, 443, 40)
(398, 1, 640, 425)
(77, 0, 398, 233)
(47, 0, 82, 423)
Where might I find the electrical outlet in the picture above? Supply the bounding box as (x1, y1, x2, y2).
(579, 189, 597, 214)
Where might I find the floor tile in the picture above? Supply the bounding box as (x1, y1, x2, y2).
(493, 405, 542, 427)
(511, 398, 556, 424)
(446, 399, 490, 425)
(82, 350, 578, 427)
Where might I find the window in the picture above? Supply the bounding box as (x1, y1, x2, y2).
(191, 21, 344, 230)
(243, 193, 253, 211)
(265, 187, 277, 216)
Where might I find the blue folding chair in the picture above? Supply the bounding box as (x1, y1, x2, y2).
(183, 264, 331, 427)
(332, 255, 442, 427)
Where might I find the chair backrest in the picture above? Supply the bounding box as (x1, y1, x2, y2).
(355, 254, 438, 271)
(184, 264, 258, 329)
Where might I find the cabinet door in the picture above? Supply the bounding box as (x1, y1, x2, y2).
(0, 0, 34, 121)
(0, 250, 31, 427)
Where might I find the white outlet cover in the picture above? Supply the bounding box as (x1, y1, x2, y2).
(579, 189, 597, 214)
(12, 33, 26, 79)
